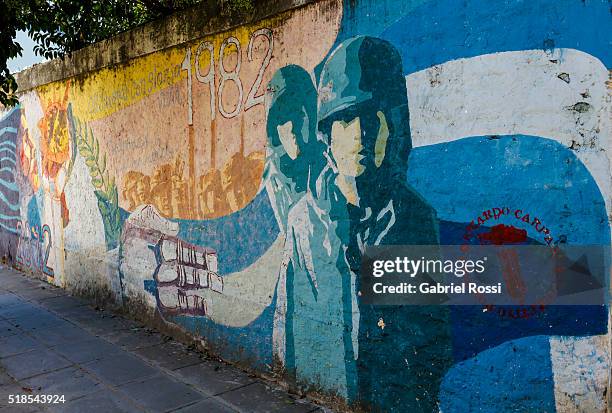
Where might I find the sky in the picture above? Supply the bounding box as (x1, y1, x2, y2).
(8, 31, 46, 73)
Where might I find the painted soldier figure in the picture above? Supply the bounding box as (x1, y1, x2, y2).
(318, 36, 453, 412)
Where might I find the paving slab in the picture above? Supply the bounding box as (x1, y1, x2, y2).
(0, 278, 39, 292)
(0, 404, 42, 412)
(0, 334, 43, 358)
(0, 320, 20, 338)
(37, 295, 88, 311)
(50, 305, 102, 323)
(45, 389, 144, 413)
(77, 314, 138, 336)
(0, 293, 25, 309)
(29, 324, 93, 347)
(82, 353, 157, 386)
(103, 327, 166, 350)
(1, 348, 73, 380)
(0, 383, 43, 412)
(9, 314, 68, 333)
(218, 382, 317, 413)
(0, 303, 40, 320)
(133, 342, 206, 371)
(0, 370, 14, 386)
(21, 366, 101, 401)
(117, 374, 205, 412)
(173, 361, 256, 396)
(13, 286, 65, 301)
(173, 397, 238, 413)
(51, 336, 123, 363)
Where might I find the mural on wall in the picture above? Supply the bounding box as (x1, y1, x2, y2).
(71, 115, 122, 250)
(0, 108, 21, 235)
(122, 150, 264, 219)
(1, 0, 610, 412)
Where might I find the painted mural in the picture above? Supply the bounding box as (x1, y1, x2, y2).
(1, 0, 610, 411)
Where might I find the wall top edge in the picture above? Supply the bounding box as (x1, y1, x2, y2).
(14, 0, 315, 92)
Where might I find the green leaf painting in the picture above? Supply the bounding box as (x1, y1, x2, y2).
(68, 108, 121, 250)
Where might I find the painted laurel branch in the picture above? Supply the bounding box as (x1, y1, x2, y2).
(68, 109, 121, 250)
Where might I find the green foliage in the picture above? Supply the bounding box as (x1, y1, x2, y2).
(69, 107, 121, 250)
(1, 0, 254, 108)
(29, 1, 205, 61)
(0, 0, 34, 107)
(219, 0, 253, 15)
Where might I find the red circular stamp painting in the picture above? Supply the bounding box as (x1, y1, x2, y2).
(462, 207, 557, 319)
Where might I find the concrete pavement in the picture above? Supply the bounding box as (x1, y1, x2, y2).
(0, 266, 323, 413)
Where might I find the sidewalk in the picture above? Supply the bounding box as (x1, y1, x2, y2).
(0, 267, 323, 413)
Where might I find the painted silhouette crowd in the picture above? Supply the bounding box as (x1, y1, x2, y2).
(265, 36, 451, 412)
(123, 151, 264, 220)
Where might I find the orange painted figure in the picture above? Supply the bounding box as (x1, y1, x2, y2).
(19, 113, 39, 192)
(37, 83, 74, 227)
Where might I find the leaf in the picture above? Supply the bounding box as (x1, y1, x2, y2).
(99, 153, 106, 174)
(80, 146, 89, 157)
(97, 199, 110, 218)
(91, 178, 103, 189)
(109, 183, 118, 204)
(94, 189, 109, 203)
(112, 212, 122, 233)
(68, 112, 121, 243)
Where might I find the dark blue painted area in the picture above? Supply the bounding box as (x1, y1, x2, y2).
(408, 136, 609, 361)
(174, 189, 279, 275)
(439, 336, 556, 413)
(440, 221, 607, 361)
(143, 279, 157, 296)
(329, 0, 612, 75)
(448, 303, 608, 362)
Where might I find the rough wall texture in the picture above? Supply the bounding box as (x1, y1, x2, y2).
(1, 0, 611, 411)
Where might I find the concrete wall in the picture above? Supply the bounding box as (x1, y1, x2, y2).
(1, 0, 611, 411)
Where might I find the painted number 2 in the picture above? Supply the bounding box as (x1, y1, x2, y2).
(182, 28, 273, 122)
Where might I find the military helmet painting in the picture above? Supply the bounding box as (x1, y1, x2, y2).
(318, 36, 412, 180)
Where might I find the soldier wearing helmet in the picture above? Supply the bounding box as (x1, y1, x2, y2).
(318, 36, 452, 411)
(265, 65, 352, 397)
